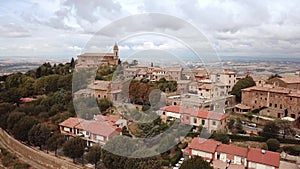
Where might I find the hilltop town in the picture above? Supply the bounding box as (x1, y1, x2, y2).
(0, 44, 299, 169)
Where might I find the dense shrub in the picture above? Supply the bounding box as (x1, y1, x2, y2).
(282, 145, 300, 156)
(170, 150, 182, 166)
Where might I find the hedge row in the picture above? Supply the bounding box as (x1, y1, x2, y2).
(277, 138, 300, 144)
(229, 134, 300, 144)
(228, 134, 267, 142)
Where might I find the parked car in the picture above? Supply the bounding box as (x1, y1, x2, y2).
(295, 134, 300, 140)
(241, 121, 246, 125)
(247, 123, 257, 128)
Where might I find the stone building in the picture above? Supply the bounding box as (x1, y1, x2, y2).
(77, 43, 119, 68)
(241, 86, 300, 119)
(165, 67, 182, 81)
(267, 76, 300, 90)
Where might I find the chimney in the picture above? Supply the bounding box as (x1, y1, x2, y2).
(261, 149, 266, 154)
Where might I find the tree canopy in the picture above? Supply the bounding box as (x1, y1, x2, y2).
(28, 123, 51, 149)
(85, 145, 101, 169)
(230, 76, 256, 102)
(180, 156, 213, 169)
(46, 133, 65, 156)
(63, 137, 86, 162)
(266, 138, 280, 152)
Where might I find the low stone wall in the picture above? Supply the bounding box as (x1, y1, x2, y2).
(0, 128, 84, 169)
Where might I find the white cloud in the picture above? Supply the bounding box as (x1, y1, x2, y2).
(1, 0, 300, 59)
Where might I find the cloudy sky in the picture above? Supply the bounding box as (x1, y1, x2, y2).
(1, 0, 300, 61)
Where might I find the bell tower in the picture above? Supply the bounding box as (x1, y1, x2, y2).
(113, 42, 119, 65)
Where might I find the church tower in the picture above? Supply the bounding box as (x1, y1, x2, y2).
(113, 42, 119, 65)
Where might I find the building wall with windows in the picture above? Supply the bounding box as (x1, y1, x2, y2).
(241, 86, 300, 119)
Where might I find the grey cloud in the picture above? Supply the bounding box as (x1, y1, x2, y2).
(0, 22, 31, 38)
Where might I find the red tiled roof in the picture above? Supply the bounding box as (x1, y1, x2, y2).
(20, 97, 37, 103)
(189, 138, 218, 153)
(80, 120, 120, 137)
(216, 144, 248, 157)
(247, 148, 280, 168)
(60, 116, 121, 137)
(161, 106, 228, 120)
(59, 117, 84, 128)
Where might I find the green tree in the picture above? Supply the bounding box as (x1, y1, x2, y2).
(231, 76, 256, 102)
(70, 57, 75, 68)
(261, 121, 279, 139)
(227, 118, 235, 130)
(102, 136, 139, 169)
(11, 116, 38, 142)
(266, 138, 280, 152)
(85, 145, 101, 169)
(46, 133, 65, 156)
(136, 118, 168, 138)
(235, 118, 243, 131)
(276, 119, 295, 139)
(98, 98, 112, 113)
(180, 156, 213, 169)
(28, 123, 51, 150)
(213, 130, 230, 144)
(7, 111, 25, 130)
(124, 149, 161, 169)
(63, 137, 86, 163)
(268, 74, 282, 80)
(0, 102, 15, 129)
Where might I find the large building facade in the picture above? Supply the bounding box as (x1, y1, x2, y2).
(77, 43, 119, 68)
(241, 86, 300, 119)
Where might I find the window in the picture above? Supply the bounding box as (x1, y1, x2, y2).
(202, 120, 205, 125)
(254, 100, 257, 104)
(275, 104, 277, 108)
(212, 121, 216, 125)
(162, 112, 166, 115)
(186, 116, 190, 120)
(290, 97, 293, 101)
(269, 103, 272, 107)
(193, 118, 197, 124)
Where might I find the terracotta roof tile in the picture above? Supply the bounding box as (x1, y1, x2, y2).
(189, 138, 218, 153)
(216, 144, 248, 157)
(59, 117, 84, 128)
(80, 120, 120, 137)
(279, 76, 300, 84)
(247, 148, 280, 168)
